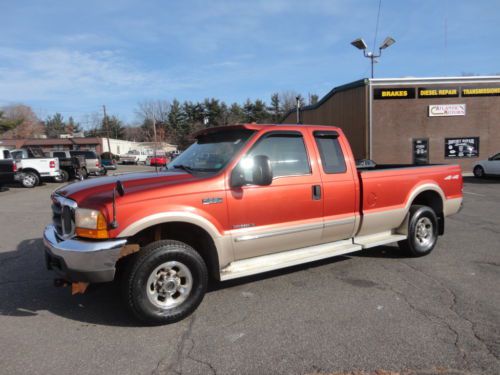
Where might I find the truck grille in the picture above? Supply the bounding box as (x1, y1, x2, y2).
(52, 195, 77, 238)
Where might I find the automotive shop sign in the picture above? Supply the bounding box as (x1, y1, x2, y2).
(429, 104, 466, 117)
(445, 137, 479, 158)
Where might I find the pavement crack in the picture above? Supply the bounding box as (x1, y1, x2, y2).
(152, 314, 196, 375)
(185, 338, 217, 375)
(397, 261, 500, 365)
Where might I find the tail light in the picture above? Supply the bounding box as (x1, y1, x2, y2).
(96, 161, 100, 167)
(12, 161, 17, 172)
(50, 160, 55, 168)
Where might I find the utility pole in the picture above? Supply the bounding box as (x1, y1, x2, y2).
(102, 105, 112, 154)
(152, 116, 158, 172)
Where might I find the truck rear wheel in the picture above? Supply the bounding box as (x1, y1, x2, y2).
(398, 205, 438, 257)
(122, 240, 208, 325)
(21, 172, 39, 188)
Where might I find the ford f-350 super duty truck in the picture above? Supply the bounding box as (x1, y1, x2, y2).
(43, 124, 463, 324)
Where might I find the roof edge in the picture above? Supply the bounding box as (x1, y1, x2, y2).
(281, 78, 368, 121)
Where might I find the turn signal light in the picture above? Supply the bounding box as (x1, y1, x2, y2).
(76, 212, 109, 239)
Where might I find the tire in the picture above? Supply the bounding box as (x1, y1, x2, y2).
(54, 170, 69, 183)
(21, 172, 39, 188)
(80, 168, 89, 179)
(122, 240, 208, 325)
(473, 165, 485, 178)
(398, 205, 438, 257)
(100, 168, 107, 176)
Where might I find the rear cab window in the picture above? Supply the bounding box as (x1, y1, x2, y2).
(313, 131, 347, 174)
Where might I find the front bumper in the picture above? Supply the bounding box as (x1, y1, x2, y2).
(43, 224, 127, 283)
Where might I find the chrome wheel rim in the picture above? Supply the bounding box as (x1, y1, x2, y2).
(415, 217, 434, 248)
(24, 174, 36, 186)
(146, 261, 193, 309)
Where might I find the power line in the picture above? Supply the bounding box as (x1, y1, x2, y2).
(372, 0, 382, 52)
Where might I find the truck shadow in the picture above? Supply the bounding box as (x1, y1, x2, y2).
(0, 239, 403, 327)
(0, 238, 139, 327)
(463, 176, 500, 184)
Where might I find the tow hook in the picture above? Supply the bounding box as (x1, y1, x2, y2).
(53, 279, 89, 295)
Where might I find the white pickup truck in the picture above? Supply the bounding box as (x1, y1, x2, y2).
(119, 150, 148, 165)
(11, 148, 60, 188)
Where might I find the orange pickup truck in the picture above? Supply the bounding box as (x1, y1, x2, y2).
(44, 124, 463, 324)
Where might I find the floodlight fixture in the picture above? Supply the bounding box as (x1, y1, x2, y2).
(351, 38, 368, 50)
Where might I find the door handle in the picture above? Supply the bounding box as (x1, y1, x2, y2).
(312, 185, 321, 200)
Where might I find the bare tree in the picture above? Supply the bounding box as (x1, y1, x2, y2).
(0, 104, 45, 139)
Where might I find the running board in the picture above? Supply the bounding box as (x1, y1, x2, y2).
(354, 231, 407, 249)
(220, 239, 362, 281)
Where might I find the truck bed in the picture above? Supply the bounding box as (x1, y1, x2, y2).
(356, 164, 463, 237)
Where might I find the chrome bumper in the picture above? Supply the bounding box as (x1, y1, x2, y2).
(43, 224, 127, 283)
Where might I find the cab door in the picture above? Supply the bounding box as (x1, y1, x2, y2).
(226, 131, 324, 260)
(310, 130, 358, 242)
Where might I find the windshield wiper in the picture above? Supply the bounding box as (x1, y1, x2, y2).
(172, 164, 194, 174)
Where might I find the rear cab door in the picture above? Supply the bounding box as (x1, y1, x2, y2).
(226, 128, 324, 260)
(308, 128, 359, 242)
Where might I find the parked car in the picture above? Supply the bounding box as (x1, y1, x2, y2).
(10, 147, 60, 188)
(46, 150, 87, 182)
(69, 150, 101, 176)
(43, 123, 463, 324)
(0, 147, 18, 187)
(119, 150, 148, 165)
(101, 157, 117, 171)
(149, 155, 168, 166)
(473, 153, 500, 177)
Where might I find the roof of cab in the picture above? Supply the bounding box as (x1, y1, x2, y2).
(194, 123, 341, 137)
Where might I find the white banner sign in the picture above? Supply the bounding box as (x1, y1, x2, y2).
(428, 104, 466, 117)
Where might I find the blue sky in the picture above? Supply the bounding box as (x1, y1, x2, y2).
(1, 0, 499, 126)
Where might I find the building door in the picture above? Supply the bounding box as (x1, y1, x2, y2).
(413, 138, 429, 165)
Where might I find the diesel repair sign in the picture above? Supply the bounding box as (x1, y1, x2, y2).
(374, 88, 416, 99)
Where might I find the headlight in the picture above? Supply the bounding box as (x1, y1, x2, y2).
(75, 208, 109, 239)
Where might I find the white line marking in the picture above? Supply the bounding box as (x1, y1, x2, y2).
(463, 191, 485, 196)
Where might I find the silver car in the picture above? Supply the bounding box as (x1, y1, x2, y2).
(70, 150, 101, 176)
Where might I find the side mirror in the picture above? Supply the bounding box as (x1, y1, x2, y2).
(230, 155, 273, 188)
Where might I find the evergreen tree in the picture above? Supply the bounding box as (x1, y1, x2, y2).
(45, 113, 66, 137)
(269, 93, 282, 123)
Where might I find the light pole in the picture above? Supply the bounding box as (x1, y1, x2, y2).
(351, 36, 396, 78)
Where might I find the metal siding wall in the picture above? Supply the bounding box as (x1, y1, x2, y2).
(282, 85, 369, 159)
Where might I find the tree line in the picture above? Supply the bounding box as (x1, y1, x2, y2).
(0, 91, 319, 150)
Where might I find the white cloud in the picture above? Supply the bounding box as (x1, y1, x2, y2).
(0, 47, 198, 103)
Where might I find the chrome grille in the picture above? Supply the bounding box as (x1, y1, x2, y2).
(51, 195, 77, 238)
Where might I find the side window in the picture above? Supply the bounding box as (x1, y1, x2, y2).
(314, 133, 347, 174)
(54, 152, 66, 158)
(493, 154, 500, 161)
(246, 133, 310, 178)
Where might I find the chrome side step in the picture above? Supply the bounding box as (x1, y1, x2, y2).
(353, 231, 407, 249)
(219, 232, 408, 281)
(220, 239, 362, 281)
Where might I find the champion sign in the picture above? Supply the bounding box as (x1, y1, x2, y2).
(428, 104, 466, 117)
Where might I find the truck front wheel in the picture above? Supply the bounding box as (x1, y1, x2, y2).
(122, 240, 208, 325)
(398, 205, 438, 257)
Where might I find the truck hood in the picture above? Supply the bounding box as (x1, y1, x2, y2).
(55, 171, 197, 208)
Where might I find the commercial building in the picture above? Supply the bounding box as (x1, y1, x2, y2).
(0, 137, 176, 156)
(282, 76, 500, 172)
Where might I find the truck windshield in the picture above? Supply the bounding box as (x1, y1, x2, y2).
(167, 128, 255, 173)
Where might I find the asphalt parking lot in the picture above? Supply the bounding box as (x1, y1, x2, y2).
(0, 167, 499, 375)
